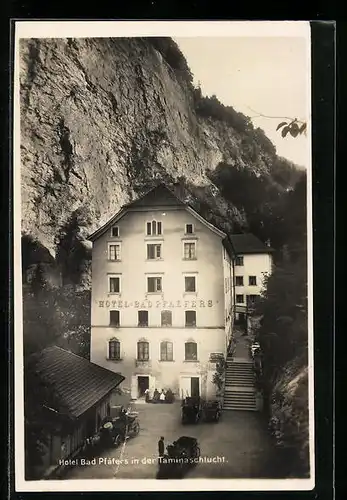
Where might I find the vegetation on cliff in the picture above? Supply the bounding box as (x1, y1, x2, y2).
(253, 173, 309, 476)
(20, 36, 309, 477)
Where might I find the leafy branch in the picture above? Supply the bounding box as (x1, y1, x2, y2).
(246, 106, 307, 138)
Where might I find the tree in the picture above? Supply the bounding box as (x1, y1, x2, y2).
(212, 357, 226, 396)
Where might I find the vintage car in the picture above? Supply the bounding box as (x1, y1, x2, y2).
(181, 396, 203, 424)
(157, 436, 200, 478)
(98, 406, 140, 448)
(171, 436, 201, 460)
(201, 400, 222, 422)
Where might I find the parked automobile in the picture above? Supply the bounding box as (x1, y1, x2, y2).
(98, 406, 140, 448)
(157, 436, 200, 478)
(201, 400, 222, 422)
(181, 396, 203, 424)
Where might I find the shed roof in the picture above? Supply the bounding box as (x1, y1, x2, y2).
(29, 346, 125, 419)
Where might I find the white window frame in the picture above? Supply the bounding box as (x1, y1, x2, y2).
(108, 242, 121, 261)
(159, 340, 174, 361)
(185, 223, 194, 235)
(146, 242, 163, 260)
(184, 340, 198, 361)
(161, 310, 173, 327)
(247, 294, 258, 304)
(235, 276, 244, 287)
(249, 275, 257, 286)
(145, 220, 163, 236)
(137, 339, 150, 360)
(182, 240, 197, 260)
(185, 310, 197, 327)
(110, 226, 120, 238)
(138, 311, 149, 327)
(108, 274, 121, 294)
(109, 310, 120, 327)
(184, 274, 197, 293)
(235, 255, 244, 266)
(147, 276, 163, 293)
(236, 294, 244, 304)
(107, 338, 121, 361)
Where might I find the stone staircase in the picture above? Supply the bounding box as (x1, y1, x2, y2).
(223, 357, 258, 411)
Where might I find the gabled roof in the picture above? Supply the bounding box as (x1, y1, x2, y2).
(29, 346, 125, 419)
(122, 183, 185, 208)
(229, 233, 274, 255)
(88, 183, 227, 242)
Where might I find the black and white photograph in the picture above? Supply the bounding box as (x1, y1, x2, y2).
(14, 20, 313, 492)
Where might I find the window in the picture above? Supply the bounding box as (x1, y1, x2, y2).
(249, 276, 257, 286)
(137, 341, 149, 361)
(235, 256, 244, 266)
(109, 310, 120, 327)
(235, 276, 244, 286)
(185, 310, 196, 327)
(108, 339, 121, 360)
(160, 341, 173, 361)
(183, 242, 196, 260)
(185, 276, 196, 292)
(236, 294, 244, 304)
(161, 310, 172, 327)
(185, 341, 197, 361)
(111, 226, 119, 237)
(247, 294, 258, 305)
(185, 223, 194, 234)
(146, 220, 162, 236)
(147, 277, 162, 293)
(109, 276, 120, 293)
(108, 243, 121, 261)
(138, 310, 148, 327)
(147, 243, 162, 260)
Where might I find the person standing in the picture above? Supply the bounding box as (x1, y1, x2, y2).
(144, 388, 150, 403)
(158, 436, 165, 457)
(160, 389, 166, 403)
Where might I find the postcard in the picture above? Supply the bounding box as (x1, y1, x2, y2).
(13, 20, 314, 492)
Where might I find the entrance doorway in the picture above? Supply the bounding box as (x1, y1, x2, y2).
(191, 377, 200, 398)
(137, 376, 149, 398)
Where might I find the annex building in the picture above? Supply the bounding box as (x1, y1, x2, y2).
(229, 234, 274, 324)
(88, 184, 235, 401)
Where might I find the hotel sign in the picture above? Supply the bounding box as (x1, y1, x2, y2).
(98, 299, 214, 309)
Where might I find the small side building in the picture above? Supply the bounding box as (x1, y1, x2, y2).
(229, 233, 274, 327)
(25, 346, 125, 479)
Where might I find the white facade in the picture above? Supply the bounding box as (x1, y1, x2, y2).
(234, 253, 273, 314)
(89, 195, 234, 401)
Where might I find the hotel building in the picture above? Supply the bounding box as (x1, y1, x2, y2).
(88, 184, 235, 401)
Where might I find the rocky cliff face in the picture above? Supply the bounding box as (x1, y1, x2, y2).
(19, 37, 286, 279)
